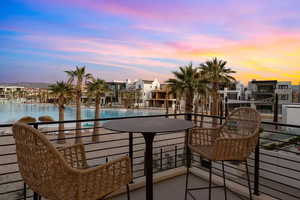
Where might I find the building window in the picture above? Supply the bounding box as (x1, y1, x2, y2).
(280, 94, 289, 100)
(278, 85, 288, 89)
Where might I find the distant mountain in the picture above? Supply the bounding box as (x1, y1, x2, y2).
(0, 82, 53, 89)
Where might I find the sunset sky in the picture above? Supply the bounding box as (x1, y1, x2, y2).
(1, 0, 300, 84)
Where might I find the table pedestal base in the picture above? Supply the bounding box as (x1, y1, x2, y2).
(142, 133, 155, 200)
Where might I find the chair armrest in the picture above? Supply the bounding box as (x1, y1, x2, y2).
(188, 127, 220, 146)
(77, 156, 132, 200)
(58, 144, 88, 169)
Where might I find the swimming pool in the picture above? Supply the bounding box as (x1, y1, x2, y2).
(0, 103, 162, 124)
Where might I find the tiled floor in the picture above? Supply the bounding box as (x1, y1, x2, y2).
(113, 174, 240, 200)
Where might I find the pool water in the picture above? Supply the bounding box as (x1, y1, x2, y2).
(0, 103, 162, 124)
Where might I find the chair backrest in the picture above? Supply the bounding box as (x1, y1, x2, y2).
(12, 123, 77, 199)
(221, 107, 261, 138)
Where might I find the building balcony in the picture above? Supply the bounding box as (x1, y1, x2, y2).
(0, 114, 300, 200)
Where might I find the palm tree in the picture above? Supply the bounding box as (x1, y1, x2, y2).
(194, 78, 209, 124)
(49, 81, 72, 144)
(65, 66, 93, 143)
(166, 63, 199, 119)
(200, 58, 236, 125)
(167, 82, 183, 119)
(121, 90, 136, 108)
(86, 78, 110, 142)
(135, 89, 143, 108)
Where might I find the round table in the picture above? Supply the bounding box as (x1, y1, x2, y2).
(103, 117, 194, 200)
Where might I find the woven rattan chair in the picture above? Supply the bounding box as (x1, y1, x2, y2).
(185, 107, 261, 200)
(12, 122, 132, 200)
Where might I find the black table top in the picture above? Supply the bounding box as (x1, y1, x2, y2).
(103, 117, 194, 133)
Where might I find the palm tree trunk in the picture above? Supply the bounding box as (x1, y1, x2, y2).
(174, 100, 178, 119)
(200, 96, 204, 128)
(178, 97, 182, 114)
(185, 92, 194, 120)
(75, 93, 82, 143)
(194, 99, 198, 124)
(92, 97, 100, 142)
(165, 91, 169, 117)
(57, 105, 65, 144)
(185, 92, 194, 113)
(211, 83, 219, 127)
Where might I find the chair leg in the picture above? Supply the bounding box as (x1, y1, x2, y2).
(245, 160, 253, 200)
(184, 166, 190, 200)
(126, 184, 130, 200)
(24, 183, 27, 200)
(33, 192, 38, 200)
(209, 163, 212, 200)
(222, 161, 227, 200)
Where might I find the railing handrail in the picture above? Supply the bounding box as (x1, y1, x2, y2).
(0, 113, 186, 127)
(1, 112, 300, 129)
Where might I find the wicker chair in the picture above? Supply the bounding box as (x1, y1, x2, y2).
(12, 122, 132, 200)
(185, 107, 261, 200)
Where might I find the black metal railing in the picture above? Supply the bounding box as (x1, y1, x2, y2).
(192, 113, 300, 200)
(0, 113, 300, 200)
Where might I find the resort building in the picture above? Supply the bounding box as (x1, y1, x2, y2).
(124, 78, 160, 107)
(218, 81, 244, 100)
(275, 81, 293, 104)
(292, 84, 300, 103)
(246, 80, 292, 113)
(217, 82, 250, 111)
(147, 84, 176, 108)
(105, 81, 126, 105)
(0, 85, 25, 100)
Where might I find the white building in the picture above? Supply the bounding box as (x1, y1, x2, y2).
(282, 104, 300, 132)
(245, 80, 293, 113)
(0, 85, 25, 99)
(275, 81, 293, 104)
(218, 82, 244, 100)
(125, 78, 160, 106)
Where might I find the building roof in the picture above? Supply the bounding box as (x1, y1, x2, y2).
(251, 80, 277, 84)
(106, 81, 126, 85)
(142, 80, 154, 84)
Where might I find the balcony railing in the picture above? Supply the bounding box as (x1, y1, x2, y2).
(0, 113, 300, 200)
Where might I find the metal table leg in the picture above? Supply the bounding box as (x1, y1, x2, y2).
(142, 133, 156, 200)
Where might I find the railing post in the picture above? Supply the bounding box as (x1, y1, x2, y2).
(144, 151, 146, 176)
(175, 145, 177, 168)
(32, 123, 39, 200)
(129, 132, 134, 183)
(220, 100, 223, 125)
(273, 94, 278, 130)
(160, 148, 163, 170)
(23, 183, 26, 200)
(129, 133, 133, 169)
(254, 139, 260, 196)
(225, 96, 228, 117)
(185, 113, 192, 168)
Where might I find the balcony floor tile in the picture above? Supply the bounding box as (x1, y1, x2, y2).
(113, 174, 241, 200)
